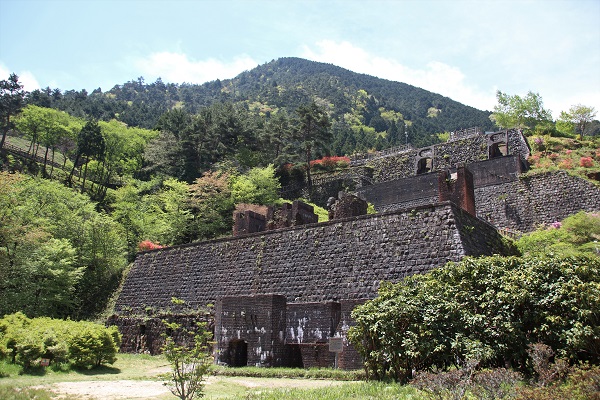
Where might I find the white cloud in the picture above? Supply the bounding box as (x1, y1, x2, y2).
(301, 40, 497, 111)
(133, 52, 258, 84)
(0, 63, 40, 91)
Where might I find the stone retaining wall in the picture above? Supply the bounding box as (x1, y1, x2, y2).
(115, 202, 513, 314)
(476, 171, 600, 231)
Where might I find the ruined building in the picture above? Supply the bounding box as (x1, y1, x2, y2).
(110, 128, 600, 369)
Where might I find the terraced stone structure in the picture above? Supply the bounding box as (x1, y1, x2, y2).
(111, 128, 600, 369)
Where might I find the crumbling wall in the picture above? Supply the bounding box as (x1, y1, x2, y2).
(365, 130, 526, 183)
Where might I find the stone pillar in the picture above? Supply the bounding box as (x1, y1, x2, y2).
(438, 166, 476, 216)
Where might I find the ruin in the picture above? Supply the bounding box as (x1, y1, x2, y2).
(110, 128, 600, 369)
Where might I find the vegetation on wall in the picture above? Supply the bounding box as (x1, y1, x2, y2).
(526, 134, 600, 183)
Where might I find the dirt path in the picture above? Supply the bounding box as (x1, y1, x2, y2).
(42, 376, 351, 399)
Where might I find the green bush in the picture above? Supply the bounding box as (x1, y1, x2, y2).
(0, 313, 121, 370)
(67, 323, 121, 368)
(517, 211, 600, 257)
(349, 254, 600, 382)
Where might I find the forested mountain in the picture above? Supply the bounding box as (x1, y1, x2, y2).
(26, 57, 495, 152)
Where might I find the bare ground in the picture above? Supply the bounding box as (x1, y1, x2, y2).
(40, 376, 351, 399)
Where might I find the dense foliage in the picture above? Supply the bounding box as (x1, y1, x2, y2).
(0, 312, 121, 370)
(348, 254, 600, 382)
(0, 172, 127, 318)
(24, 58, 496, 155)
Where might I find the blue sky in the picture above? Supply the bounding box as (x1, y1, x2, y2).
(1, 0, 598, 117)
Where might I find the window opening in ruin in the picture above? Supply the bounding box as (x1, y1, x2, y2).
(417, 157, 433, 174)
(139, 324, 146, 335)
(227, 339, 248, 367)
(489, 142, 508, 159)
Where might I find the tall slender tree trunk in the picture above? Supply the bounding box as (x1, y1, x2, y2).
(68, 153, 81, 186)
(0, 128, 7, 150)
(49, 148, 56, 178)
(305, 146, 313, 192)
(43, 146, 49, 177)
(81, 157, 88, 193)
(27, 135, 36, 156)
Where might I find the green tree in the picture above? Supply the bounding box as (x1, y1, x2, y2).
(490, 91, 553, 134)
(260, 110, 295, 165)
(0, 73, 26, 150)
(15, 105, 83, 177)
(0, 172, 126, 318)
(69, 119, 105, 192)
(111, 178, 193, 257)
(230, 164, 281, 205)
(162, 315, 213, 400)
(95, 120, 157, 199)
(188, 170, 234, 240)
(295, 101, 331, 190)
(558, 104, 597, 140)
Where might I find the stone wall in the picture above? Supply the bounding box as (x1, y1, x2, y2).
(476, 171, 600, 232)
(366, 129, 527, 183)
(215, 294, 287, 367)
(304, 130, 528, 206)
(115, 202, 514, 314)
(106, 313, 212, 355)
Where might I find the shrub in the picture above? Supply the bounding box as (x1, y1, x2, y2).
(528, 155, 540, 165)
(558, 158, 573, 169)
(349, 254, 600, 382)
(162, 320, 213, 400)
(67, 323, 121, 368)
(0, 314, 121, 371)
(138, 240, 164, 251)
(309, 156, 350, 171)
(580, 156, 594, 168)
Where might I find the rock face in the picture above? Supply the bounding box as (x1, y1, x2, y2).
(111, 128, 600, 369)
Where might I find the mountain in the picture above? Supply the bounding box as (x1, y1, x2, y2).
(26, 57, 496, 152)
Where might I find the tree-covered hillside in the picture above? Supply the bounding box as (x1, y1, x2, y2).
(25, 57, 495, 152)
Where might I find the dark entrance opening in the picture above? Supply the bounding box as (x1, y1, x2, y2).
(227, 340, 248, 367)
(489, 142, 508, 158)
(284, 343, 304, 368)
(417, 157, 433, 174)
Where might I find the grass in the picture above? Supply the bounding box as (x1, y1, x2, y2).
(212, 365, 366, 380)
(0, 354, 426, 399)
(232, 381, 421, 400)
(0, 353, 168, 388)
